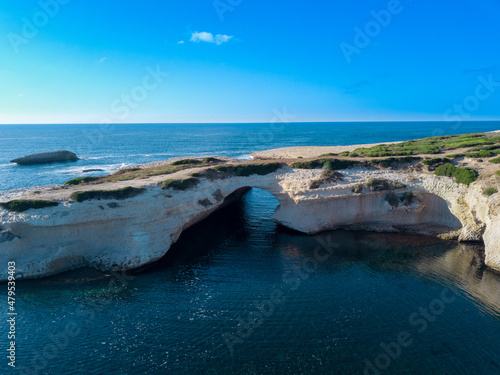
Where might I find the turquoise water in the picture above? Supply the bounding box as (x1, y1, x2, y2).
(2, 122, 500, 374)
(1, 121, 499, 191)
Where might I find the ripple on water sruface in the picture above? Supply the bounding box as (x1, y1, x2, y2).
(10, 188, 500, 375)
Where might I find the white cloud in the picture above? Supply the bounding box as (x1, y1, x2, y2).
(215, 34, 233, 45)
(177, 40, 185, 44)
(99, 57, 108, 63)
(190, 32, 233, 45)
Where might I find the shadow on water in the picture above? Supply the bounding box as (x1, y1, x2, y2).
(23, 188, 500, 314)
(140, 188, 500, 314)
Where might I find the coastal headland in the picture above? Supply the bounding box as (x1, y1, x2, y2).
(1, 131, 500, 280)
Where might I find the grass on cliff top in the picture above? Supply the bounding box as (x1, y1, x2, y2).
(309, 170, 344, 189)
(291, 157, 419, 171)
(0, 200, 59, 212)
(422, 157, 451, 166)
(64, 176, 101, 186)
(434, 163, 478, 185)
(291, 158, 358, 170)
(484, 188, 498, 197)
(64, 158, 225, 186)
(344, 133, 500, 157)
(161, 178, 199, 190)
(366, 157, 421, 169)
(214, 163, 282, 176)
(490, 157, 500, 164)
(71, 187, 145, 202)
(196, 163, 283, 180)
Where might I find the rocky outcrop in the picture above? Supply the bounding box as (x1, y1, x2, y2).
(11, 150, 78, 165)
(0, 164, 499, 281)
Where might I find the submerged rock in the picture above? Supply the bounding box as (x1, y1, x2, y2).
(11, 150, 79, 165)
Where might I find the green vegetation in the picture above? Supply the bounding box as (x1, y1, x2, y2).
(434, 163, 478, 185)
(69, 158, 226, 185)
(497, 171, 500, 177)
(366, 157, 421, 169)
(171, 157, 223, 165)
(448, 153, 466, 159)
(466, 150, 495, 158)
(161, 178, 199, 190)
(490, 157, 500, 164)
(194, 163, 282, 180)
(309, 170, 343, 189)
(319, 153, 337, 157)
(0, 200, 59, 212)
(171, 159, 203, 165)
(345, 133, 499, 157)
(484, 188, 498, 197)
(470, 145, 500, 152)
(292, 156, 420, 170)
(291, 158, 358, 170)
(71, 187, 145, 202)
(64, 176, 100, 186)
(422, 158, 451, 166)
(213, 163, 282, 177)
(352, 184, 363, 193)
(113, 167, 141, 175)
(364, 178, 406, 192)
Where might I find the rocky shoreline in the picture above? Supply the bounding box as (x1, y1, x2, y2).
(1, 132, 500, 280)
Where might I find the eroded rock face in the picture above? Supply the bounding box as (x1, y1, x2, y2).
(11, 150, 78, 165)
(0, 166, 499, 280)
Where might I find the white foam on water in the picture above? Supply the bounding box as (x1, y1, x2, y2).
(84, 153, 174, 160)
(47, 163, 129, 176)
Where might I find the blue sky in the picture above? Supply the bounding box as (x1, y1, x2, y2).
(1, 0, 500, 123)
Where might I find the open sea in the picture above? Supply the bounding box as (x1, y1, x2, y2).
(2, 121, 500, 374)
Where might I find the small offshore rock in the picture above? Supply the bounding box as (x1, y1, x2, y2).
(11, 150, 79, 165)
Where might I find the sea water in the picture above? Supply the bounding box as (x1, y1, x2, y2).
(1, 121, 499, 192)
(2, 122, 500, 374)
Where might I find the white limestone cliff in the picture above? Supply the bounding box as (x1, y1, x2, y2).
(0, 164, 499, 281)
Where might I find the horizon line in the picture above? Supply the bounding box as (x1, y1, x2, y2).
(1, 119, 499, 126)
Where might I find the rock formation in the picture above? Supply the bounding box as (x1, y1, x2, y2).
(1, 134, 500, 281)
(11, 150, 79, 165)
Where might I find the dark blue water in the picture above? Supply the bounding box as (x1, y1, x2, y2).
(8, 189, 500, 374)
(1, 121, 499, 191)
(3, 122, 500, 374)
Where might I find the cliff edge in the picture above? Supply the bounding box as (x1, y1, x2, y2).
(1, 132, 499, 280)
